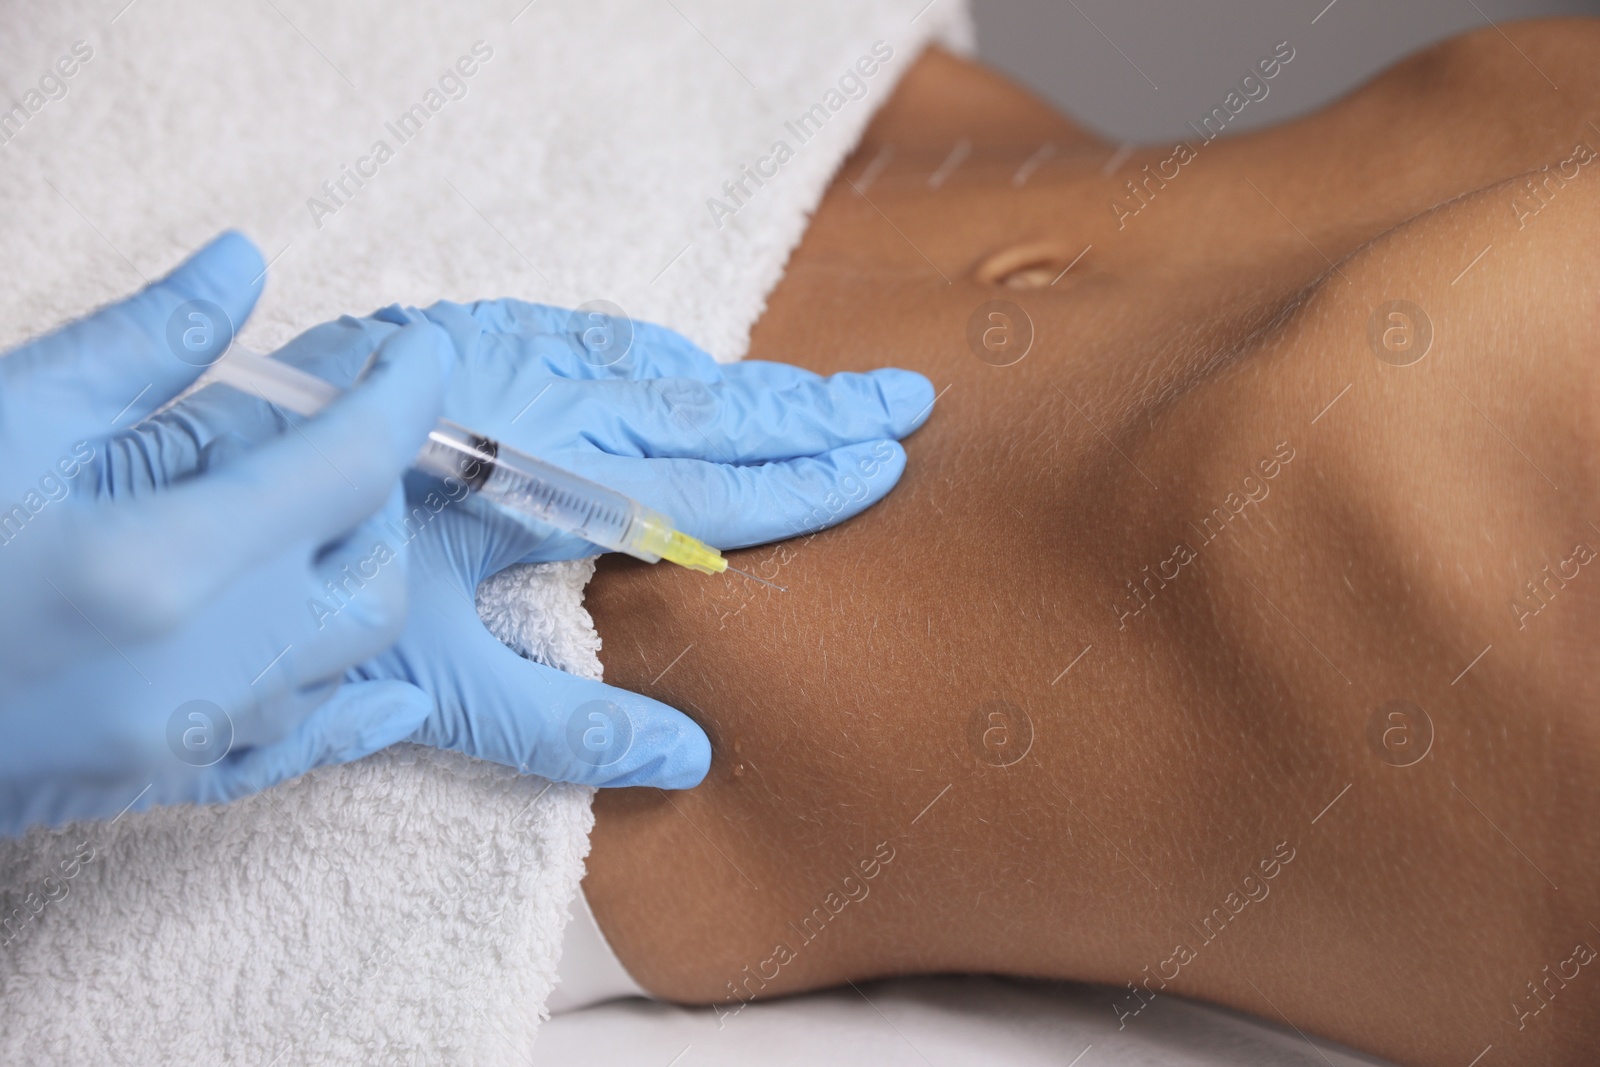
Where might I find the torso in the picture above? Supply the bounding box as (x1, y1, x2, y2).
(583, 31, 1600, 1066)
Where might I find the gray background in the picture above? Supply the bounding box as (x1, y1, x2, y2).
(970, 0, 1600, 142)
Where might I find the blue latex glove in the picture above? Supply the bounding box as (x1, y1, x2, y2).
(86, 282, 934, 795)
(0, 233, 455, 835)
(241, 301, 935, 788)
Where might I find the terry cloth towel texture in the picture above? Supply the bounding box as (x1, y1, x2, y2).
(0, 0, 971, 1062)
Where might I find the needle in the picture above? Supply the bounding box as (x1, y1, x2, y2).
(725, 565, 787, 593)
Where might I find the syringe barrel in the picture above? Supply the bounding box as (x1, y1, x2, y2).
(413, 419, 674, 563)
(201, 349, 726, 572)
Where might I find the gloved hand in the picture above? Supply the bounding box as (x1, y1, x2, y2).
(0, 232, 454, 836)
(366, 300, 933, 787)
(87, 289, 935, 794)
(236, 300, 935, 788)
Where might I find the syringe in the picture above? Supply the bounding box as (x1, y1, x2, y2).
(200, 345, 784, 589)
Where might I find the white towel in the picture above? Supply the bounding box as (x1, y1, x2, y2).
(0, 1, 971, 1061)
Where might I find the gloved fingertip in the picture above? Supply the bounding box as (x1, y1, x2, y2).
(183, 230, 266, 287)
(159, 231, 267, 323)
(570, 693, 711, 789)
(869, 368, 937, 436)
(652, 716, 713, 789)
(603, 714, 711, 790)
